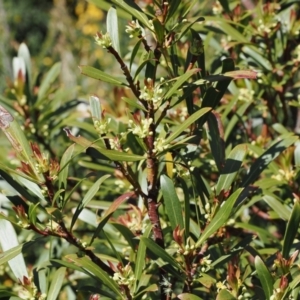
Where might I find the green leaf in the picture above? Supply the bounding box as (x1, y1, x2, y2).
(0, 239, 36, 266)
(203, 17, 249, 44)
(79, 65, 127, 86)
(0, 220, 28, 281)
(112, 223, 136, 250)
(0, 107, 44, 183)
(178, 293, 204, 300)
(64, 131, 146, 162)
(89, 95, 102, 120)
(196, 188, 243, 247)
(216, 289, 237, 300)
(224, 101, 251, 140)
(0, 169, 38, 203)
(47, 267, 66, 300)
(58, 143, 75, 192)
(66, 255, 123, 297)
(282, 201, 300, 259)
(122, 97, 147, 112)
(207, 112, 225, 172)
(163, 69, 199, 100)
(152, 19, 165, 44)
(140, 237, 182, 271)
(242, 135, 298, 187)
(130, 39, 142, 70)
(36, 62, 61, 106)
(164, 107, 212, 144)
(160, 174, 184, 231)
(89, 192, 135, 246)
(200, 86, 220, 111)
(107, 6, 120, 53)
(71, 175, 111, 229)
(294, 141, 300, 167)
(262, 194, 291, 221)
(218, 0, 230, 14)
(215, 144, 247, 195)
(134, 225, 152, 293)
(255, 255, 274, 299)
(90, 0, 153, 29)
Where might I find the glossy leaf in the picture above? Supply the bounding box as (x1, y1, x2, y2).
(215, 144, 247, 195)
(79, 65, 127, 86)
(107, 6, 120, 54)
(0, 240, 36, 266)
(207, 111, 225, 172)
(134, 225, 152, 293)
(89, 191, 135, 246)
(140, 237, 182, 271)
(71, 175, 111, 229)
(216, 289, 237, 300)
(64, 130, 145, 162)
(0, 220, 28, 282)
(242, 135, 298, 187)
(36, 62, 61, 105)
(164, 107, 211, 144)
(66, 254, 123, 297)
(58, 143, 75, 191)
(178, 293, 203, 300)
(47, 267, 66, 300)
(282, 201, 300, 259)
(163, 69, 199, 100)
(196, 188, 243, 247)
(255, 255, 274, 299)
(160, 174, 184, 231)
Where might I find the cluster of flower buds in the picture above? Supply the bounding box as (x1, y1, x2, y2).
(125, 20, 143, 38)
(140, 78, 164, 109)
(95, 31, 112, 48)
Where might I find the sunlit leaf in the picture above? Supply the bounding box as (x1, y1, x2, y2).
(255, 255, 274, 299)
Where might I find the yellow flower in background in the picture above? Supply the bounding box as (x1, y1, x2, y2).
(75, 1, 104, 35)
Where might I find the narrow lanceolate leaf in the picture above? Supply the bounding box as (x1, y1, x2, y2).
(110, 0, 153, 30)
(164, 107, 212, 144)
(36, 62, 61, 106)
(107, 7, 120, 54)
(64, 129, 145, 162)
(47, 267, 66, 300)
(0, 239, 36, 266)
(66, 255, 123, 298)
(140, 237, 182, 271)
(163, 69, 199, 100)
(207, 112, 225, 172)
(134, 225, 152, 293)
(242, 135, 298, 187)
(215, 144, 247, 195)
(160, 175, 184, 231)
(58, 143, 75, 192)
(196, 188, 243, 248)
(282, 201, 300, 259)
(255, 256, 274, 299)
(71, 175, 111, 229)
(0, 220, 28, 282)
(89, 191, 135, 246)
(0, 105, 44, 183)
(79, 65, 127, 86)
(89, 95, 102, 121)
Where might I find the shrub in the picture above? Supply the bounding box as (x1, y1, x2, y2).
(0, 0, 300, 299)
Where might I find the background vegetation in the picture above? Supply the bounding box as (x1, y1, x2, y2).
(0, 0, 300, 299)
